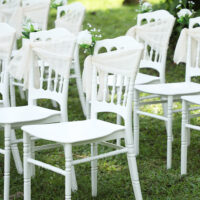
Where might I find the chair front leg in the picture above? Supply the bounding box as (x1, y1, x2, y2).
(64, 144, 72, 200)
(167, 95, 173, 169)
(91, 143, 98, 197)
(134, 89, 140, 156)
(31, 140, 35, 177)
(4, 124, 11, 200)
(11, 130, 23, 175)
(125, 125, 142, 200)
(181, 100, 189, 175)
(23, 132, 32, 200)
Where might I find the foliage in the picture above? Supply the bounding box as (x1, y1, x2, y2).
(50, 0, 64, 9)
(22, 19, 41, 39)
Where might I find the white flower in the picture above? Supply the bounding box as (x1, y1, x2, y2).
(177, 8, 192, 18)
(77, 30, 92, 45)
(87, 23, 92, 28)
(188, 1, 195, 5)
(141, 2, 152, 11)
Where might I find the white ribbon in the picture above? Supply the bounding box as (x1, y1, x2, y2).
(8, 28, 76, 89)
(0, 23, 16, 59)
(173, 27, 200, 67)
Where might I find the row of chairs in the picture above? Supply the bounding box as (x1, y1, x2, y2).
(0, 24, 144, 200)
(0, 1, 143, 200)
(1, 1, 200, 199)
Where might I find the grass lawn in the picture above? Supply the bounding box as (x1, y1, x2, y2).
(1, 0, 200, 199)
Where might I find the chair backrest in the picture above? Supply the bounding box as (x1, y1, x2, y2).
(137, 10, 174, 83)
(22, 0, 50, 30)
(90, 36, 143, 122)
(185, 17, 200, 82)
(28, 28, 76, 121)
(56, 2, 85, 35)
(0, 0, 18, 4)
(0, 23, 16, 107)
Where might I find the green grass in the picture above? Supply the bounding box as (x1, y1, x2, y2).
(1, 1, 200, 199)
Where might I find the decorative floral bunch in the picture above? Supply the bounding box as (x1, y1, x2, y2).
(22, 19, 41, 39)
(50, 0, 64, 9)
(77, 23, 102, 55)
(138, 0, 152, 13)
(176, 0, 195, 26)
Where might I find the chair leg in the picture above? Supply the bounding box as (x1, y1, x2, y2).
(31, 140, 35, 177)
(181, 100, 189, 175)
(167, 96, 173, 169)
(64, 144, 72, 200)
(24, 132, 31, 200)
(74, 52, 86, 117)
(71, 166, 78, 192)
(4, 125, 11, 200)
(187, 116, 191, 147)
(11, 130, 23, 174)
(91, 143, 98, 197)
(134, 89, 140, 156)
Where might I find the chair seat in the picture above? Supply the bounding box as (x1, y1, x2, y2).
(22, 120, 125, 144)
(135, 82, 200, 96)
(0, 106, 60, 124)
(182, 95, 200, 105)
(97, 73, 160, 87)
(135, 73, 160, 85)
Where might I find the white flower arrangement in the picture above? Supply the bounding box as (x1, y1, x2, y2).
(51, 0, 64, 9)
(177, 8, 192, 18)
(176, 0, 195, 26)
(77, 24, 102, 55)
(138, 0, 152, 13)
(22, 19, 41, 39)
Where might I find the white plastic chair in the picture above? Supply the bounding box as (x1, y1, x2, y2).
(10, 0, 50, 106)
(114, 10, 175, 145)
(2, 28, 77, 200)
(180, 18, 200, 175)
(134, 17, 200, 169)
(0, 23, 22, 199)
(22, 36, 144, 200)
(135, 10, 175, 85)
(55, 2, 86, 116)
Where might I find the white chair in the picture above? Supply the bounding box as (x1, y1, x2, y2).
(2, 28, 77, 200)
(180, 19, 200, 175)
(134, 17, 200, 169)
(22, 37, 144, 200)
(181, 95, 200, 175)
(55, 2, 86, 116)
(135, 10, 175, 85)
(10, 0, 51, 106)
(114, 10, 175, 145)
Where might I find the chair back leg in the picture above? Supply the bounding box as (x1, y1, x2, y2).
(64, 144, 72, 200)
(23, 132, 32, 200)
(4, 125, 11, 200)
(91, 143, 98, 197)
(11, 130, 23, 174)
